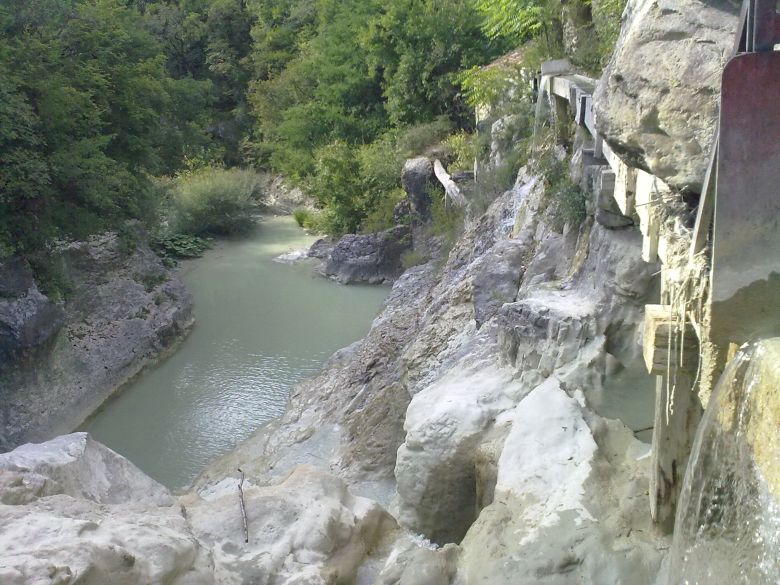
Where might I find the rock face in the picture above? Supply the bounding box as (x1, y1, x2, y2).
(0, 258, 64, 366)
(185, 466, 399, 584)
(0, 433, 172, 506)
(0, 231, 193, 451)
(323, 225, 411, 284)
(594, 0, 739, 191)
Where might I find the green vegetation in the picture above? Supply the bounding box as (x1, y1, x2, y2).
(170, 167, 263, 236)
(0, 0, 622, 259)
(153, 233, 211, 259)
(533, 133, 587, 229)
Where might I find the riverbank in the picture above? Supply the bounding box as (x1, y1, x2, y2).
(0, 229, 194, 452)
(82, 216, 388, 488)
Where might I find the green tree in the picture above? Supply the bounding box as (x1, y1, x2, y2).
(0, 0, 210, 254)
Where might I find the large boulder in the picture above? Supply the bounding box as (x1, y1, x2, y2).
(0, 257, 64, 366)
(0, 433, 172, 506)
(0, 434, 211, 585)
(594, 0, 739, 192)
(324, 225, 411, 285)
(401, 157, 435, 220)
(184, 465, 399, 584)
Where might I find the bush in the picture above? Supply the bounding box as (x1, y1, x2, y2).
(396, 117, 454, 157)
(293, 208, 309, 227)
(153, 234, 211, 259)
(442, 131, 476, 173)
(532, 134, 587, 229)
(361, 188, 406, 234)
(171, 167, 263, 236)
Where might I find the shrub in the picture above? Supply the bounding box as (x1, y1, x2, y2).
(442, 131, 476, 173)
(396, 117, 454, 157)
(532, 134, 587, 229)
(171, 167, 263, 236)
(153, 234, 211, 258)
(361, 188, 406, 234)
(401, 249, 430, 269)
(293, 208, 309, 228)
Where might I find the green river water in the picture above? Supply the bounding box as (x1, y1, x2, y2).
(82, 216, 388, 489)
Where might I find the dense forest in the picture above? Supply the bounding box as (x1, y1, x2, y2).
(0, 0, 624, 261)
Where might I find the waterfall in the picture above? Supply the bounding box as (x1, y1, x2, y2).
(666, 340, 780, 584)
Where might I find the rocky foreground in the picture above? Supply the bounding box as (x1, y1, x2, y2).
(1, 166, 668, 584)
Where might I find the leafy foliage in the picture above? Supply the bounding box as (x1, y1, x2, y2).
(170, 167, 263, 236)
(153, 233, 211, 258)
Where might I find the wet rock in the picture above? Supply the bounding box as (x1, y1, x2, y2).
(401, 157, 434, 220)
(594, 0, 739, 191)
(324, 225, 411, 285)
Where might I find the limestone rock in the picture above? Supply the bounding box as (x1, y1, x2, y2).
(184, 465, 399, 584)
(0, 433, 172, 506)
(0, 257, 64, 366)
(0, 230, 193, 450)
(308, 237, 336, 260)
(0, 434, 211, 585)
(401, 157, 434, 219)
(376, 538, 460, 585)
(324, 225, 411, 284)
(0, 496, 212, 585)
(471, 238, 529, 327)
(457, 383, 665, 584)
(395, 359, 525, 544)
(594, 0, 739, 192)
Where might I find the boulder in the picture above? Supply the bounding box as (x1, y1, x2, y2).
(594, 0, 739, 192)
(401, 157, 434, 220)
(0, 433, 173, 506)
(308, 237, 336, 260)
(471, 239, 530, 327)
(324, 225, 411, 285)
(0, 434, 211, 585)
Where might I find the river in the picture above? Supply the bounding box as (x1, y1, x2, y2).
(82, 216, 388, 489)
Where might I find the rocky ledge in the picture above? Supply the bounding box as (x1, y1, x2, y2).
(0, 229, 193, 451)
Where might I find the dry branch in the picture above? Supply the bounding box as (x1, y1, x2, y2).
(433, 159, 468, 209)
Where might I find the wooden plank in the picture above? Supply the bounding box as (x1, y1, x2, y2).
(689, 141, 717, 261)
(650, 372, 702, 533)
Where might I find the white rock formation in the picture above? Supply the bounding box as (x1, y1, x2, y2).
(0, 435, 399, 585)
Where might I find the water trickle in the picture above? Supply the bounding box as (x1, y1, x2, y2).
(666, 339, 780, 585)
